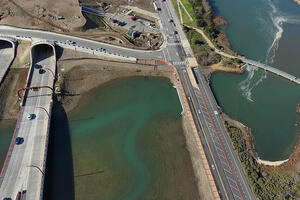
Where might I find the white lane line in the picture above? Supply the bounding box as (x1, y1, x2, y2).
(233, 192, 243, 200)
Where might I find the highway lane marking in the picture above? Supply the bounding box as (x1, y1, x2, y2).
(182, 71, 229, 200)
(217, 152, 226, 160)
(194, 75, 244, 200)
(195, 69, 253, 199)
(233, 192, 243, 200)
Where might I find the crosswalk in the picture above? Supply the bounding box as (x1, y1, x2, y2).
(172, 61, 187, 66)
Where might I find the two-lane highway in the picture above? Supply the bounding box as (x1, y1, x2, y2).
(0, 39, 15, 85)
(0, 43, 55, 200)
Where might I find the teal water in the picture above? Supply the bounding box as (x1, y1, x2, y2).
(0, 121, 15, 169)
(211, 68, 300, 160)
(44, 77, 200, 200)
(210, 0, 300, 160)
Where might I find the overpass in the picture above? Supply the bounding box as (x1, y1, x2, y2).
(0, 37, 16, 85)
(0, 40, 56, 200)
(239, 57, 300, 85)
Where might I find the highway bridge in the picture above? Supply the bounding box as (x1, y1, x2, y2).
(0, 37, 16, 85)
(0, 41, 56, 200)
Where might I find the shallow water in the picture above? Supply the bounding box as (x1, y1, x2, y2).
(0, 120, 15, 170)
(211, 67, 300, 161)
(43, 77, 200, 200)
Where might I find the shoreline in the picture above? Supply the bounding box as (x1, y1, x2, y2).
(293, 0, 300, 6)
(204, 0, 300, 172)
(256, 158, 289, 166)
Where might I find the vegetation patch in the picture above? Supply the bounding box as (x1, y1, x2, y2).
(225, 121, 300, 199)
(183, 26, 220, 66)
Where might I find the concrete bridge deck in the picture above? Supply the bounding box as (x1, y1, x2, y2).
(0, 37, 16, 85)
(0, 41, 56, 200)
(239, 57, 300, 85)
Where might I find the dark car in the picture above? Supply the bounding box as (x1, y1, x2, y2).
(15, 137, 24, 145)
(39, 69, 46, 74)
(35, 65, 42, 69)
(3, 198, 12, 200)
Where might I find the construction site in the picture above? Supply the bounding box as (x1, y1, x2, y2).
(0, 0, 163, 50)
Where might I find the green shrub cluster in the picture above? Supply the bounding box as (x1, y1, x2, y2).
(225, 122, 299, 199)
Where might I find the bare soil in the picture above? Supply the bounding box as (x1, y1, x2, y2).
(0, 0, 158, 49)
(11, 40, 31, 68)
(0, 68, 28, 120)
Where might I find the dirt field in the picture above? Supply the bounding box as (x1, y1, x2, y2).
(10, 40, 31, 69)
(0, 0, 85, 31)
(0, 40, 31, 120)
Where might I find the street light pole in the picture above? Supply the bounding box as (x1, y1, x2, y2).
(36, 106, 50, 119)
(45, 67, 56, 81)
(27, 165, 44, 176)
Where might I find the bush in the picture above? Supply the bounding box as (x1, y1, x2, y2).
(225, 121, 298, 199)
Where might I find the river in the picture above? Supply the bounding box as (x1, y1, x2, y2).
(210, 0, 300, 161)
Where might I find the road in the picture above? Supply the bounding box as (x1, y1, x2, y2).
(0, 0, 256, 199)
(0, 39, 15, 85)
(0, 43, 55, 200)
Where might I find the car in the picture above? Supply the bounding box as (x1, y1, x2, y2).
(35, 65, 42, 69)
(211, 164, 215, 170)
(39, 69, 46, 74)
(168, 19, 173, 23)
(67, 40, 76, 44)
(3, 198, 12, 200)
(173, 30, 178, 35)
(15, 137, 24, 145)
(27, 113, 36, 120)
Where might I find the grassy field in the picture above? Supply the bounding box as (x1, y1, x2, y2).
(171, 0, 195, 26)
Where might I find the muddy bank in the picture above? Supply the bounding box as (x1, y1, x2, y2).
(57, 58, 175, 112)
(0, 68, 28, 120)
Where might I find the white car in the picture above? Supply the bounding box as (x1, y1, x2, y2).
(211, 164, 215, 170)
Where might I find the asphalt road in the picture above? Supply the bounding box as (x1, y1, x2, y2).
(0, 40, 14, 85)
(0, 0, 256, 199)
(0, 45, 55, 200)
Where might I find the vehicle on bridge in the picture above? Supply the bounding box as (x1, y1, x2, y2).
(27, 113, 36, 120)
(39, 69, 46, 74)
(15, 137, 24, 145)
